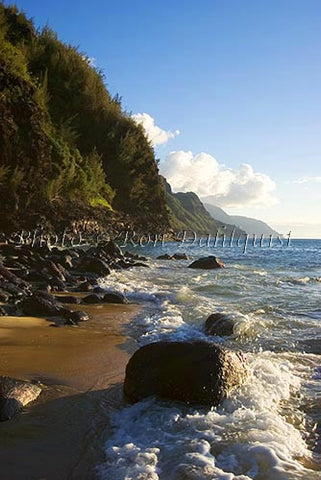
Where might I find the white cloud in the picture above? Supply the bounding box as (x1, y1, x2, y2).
(293, 175, 321, 184)
(160, 150, 277, 208)
(132, 113, 180, 146)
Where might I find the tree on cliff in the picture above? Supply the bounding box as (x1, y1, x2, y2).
(0, 3, 168, 232)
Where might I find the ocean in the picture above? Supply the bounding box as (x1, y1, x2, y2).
(98, 238, 321, 480)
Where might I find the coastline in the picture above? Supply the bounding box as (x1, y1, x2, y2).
(0, 301, 141, 480)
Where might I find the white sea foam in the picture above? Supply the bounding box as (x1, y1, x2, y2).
(98, 353, 318, 480)
(97, 242, 321, 479)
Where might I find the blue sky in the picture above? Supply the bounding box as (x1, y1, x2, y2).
(12, 0, 321, 237)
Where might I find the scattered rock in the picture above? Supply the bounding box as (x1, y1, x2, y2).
(55, 295, 80, 305)
(103, 241, 123, 258)
(0, 290, 10, 303)
(92, 286, 106, 294)
(64, 318, 78, 326)
(27, 271, 51, 283)
(20, 293, 65, 317)
(74, 280, 94, 292)
(76, 256, 111, 276)
(81, 294, 103, 304)
(157, 253, 189, 260)
(2, 304, 18, 316)
(125, 251, 147, 261)
(205, 313, 236, 336)
(0, 306, 8, 316)
(103, 292, 128, 304)
(49, 277, 66, 291)
(0, 263, 29, 289)
(131, 262, 149, 268)
(173, 253, 189, 260)
(188, 256, 225, 269)
(0, 376, 41, 421)
(157, 254, 173, 260)
(298, 339, 321, 355)
(67, 310, 90, 322)
(124, 341, 248, 406)
(34, 290, 57, 302)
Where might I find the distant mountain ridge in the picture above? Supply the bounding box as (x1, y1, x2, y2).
(204, 204, 280, 237)
(163, 178, 245, 236)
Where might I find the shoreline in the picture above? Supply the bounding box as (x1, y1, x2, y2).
(0, 301, 141, 480)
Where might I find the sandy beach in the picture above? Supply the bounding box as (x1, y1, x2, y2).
(0, 300, 141, 480)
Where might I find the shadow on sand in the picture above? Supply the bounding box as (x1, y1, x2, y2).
(0, 383, 126, 480)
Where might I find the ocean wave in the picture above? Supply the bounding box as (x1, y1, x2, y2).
(98, 353, 318, 480)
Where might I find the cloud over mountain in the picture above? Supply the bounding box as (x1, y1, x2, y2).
(132, 113, 180, 146)
(160, 150, 277, 208)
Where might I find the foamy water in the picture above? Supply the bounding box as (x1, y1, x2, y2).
(98, 239, 321, 479)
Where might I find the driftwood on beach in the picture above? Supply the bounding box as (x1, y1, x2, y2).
(0, 376, 42, 421)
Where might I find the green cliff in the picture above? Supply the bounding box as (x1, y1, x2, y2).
(163, 178, 244, 236)
(0, 4, 168, 233)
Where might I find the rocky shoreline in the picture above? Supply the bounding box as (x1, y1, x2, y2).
(0, 239, 148, 322)
(0, 239, 149, 421)
(0, 238, 249, 478)
(0, 239, 248, 415)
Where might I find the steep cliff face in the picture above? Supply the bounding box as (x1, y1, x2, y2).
(0, 55, 53, 230)
(0, 4, 169, 233)
(163, 178, 244, 236)
(204, 204, 280, 236)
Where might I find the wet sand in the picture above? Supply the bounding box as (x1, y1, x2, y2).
(0, 301, 140, 480)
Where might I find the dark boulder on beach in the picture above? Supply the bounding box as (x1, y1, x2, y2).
(188, 256, 225, 269)
(157, 254, 173, 260)
(298, 339, 321, 355)
(20, 292, 65, 316)
(0, 290, 10, 303)
(102, 241, 123, 259)
(0, 263, 30, 290)
(27, 270, 51, 283)
(124, 341, 248, 406)
(76, 256, 111, 276)
(93, 286, 107, 294)
(81, 294, 103, 304)
(157, 253, 189, 260)
(55, 295, 81, 305)
(205, 313, 236, 336)
(124, 251, 147, 261)
(131, 262, 149, 268)
(173, 253, 189, 260)
(103, 292, 128, 304)
(67, 310, 90, 323)
(74, 280, 94, 292)
(0, 376, 41, 421)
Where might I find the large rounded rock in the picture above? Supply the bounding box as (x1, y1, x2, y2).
(103, 292, 128, 304)
(124, 341, 248, 406)
(55, 295, 81, 305)
(81, 294, 103, 304)
(188, 256, 225, 269)
(20, 292, 65, 316)
(0, 376, 41, 421)
(102, 241, 123, 259)
(205, 313, 236, 336)
(76, 256, 111, 276)
(67, 310, 90, 323)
